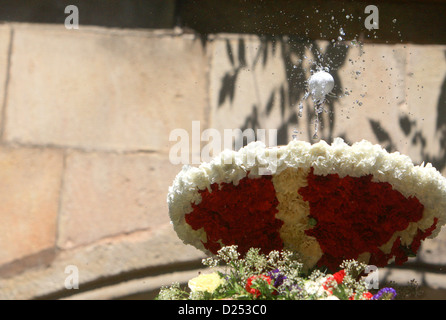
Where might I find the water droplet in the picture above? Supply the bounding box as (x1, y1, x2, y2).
(292, 129, 299, 140)
(298, 102, 303, 117)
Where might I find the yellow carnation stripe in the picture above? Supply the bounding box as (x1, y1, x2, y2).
(272, 167, 323, 270)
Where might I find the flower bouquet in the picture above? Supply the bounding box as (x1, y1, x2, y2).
(161, 138, 446, 300)
(156, 245, 402, 300)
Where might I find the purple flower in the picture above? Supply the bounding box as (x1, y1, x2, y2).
(372, 287, 397, 300)
(267, 269, 287, 288)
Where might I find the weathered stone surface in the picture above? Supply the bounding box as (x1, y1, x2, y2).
(425, 272, 446, 291)
(209, 34, 292, 147)
(0, 147, 63, 266)
(0, 25, 11, 129)
(333, 43, 408, 148)
(380, 267, 446, 299)
(404, 45, 446, 166)
(380, 267, 424, 286)
(419, 227, 446, 266)
(57, 150, 182, 249)
(5, 24, 207, 152)
(0, 224, 205, 299)
(62, 268, 209, 300)
(209, 37, 421, 147)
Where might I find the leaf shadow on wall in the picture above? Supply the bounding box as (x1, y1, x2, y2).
(217, 35, 350, 148)
(369, 50, 446, 172)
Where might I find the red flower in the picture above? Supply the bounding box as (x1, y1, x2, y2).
(245, 275, 272, 298)
(369, 218, 439, 267)
(349, 292, 373, 300)
(299, 168, 425, 271)
(333, 270, 345, 284)
(185, 175, 283, 256)
(363, 292, 374, 300)
(323, 270, 345, 294)
(410, 218, 438, 254)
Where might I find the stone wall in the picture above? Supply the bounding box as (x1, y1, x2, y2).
(0, 23, 207, 299)
(0, 1, 445, 299)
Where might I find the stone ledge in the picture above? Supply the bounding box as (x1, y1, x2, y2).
(0, 224, 206, 299)
(5, 22, 192, 38)
(61, 267, 208, 300)
(381, 267, 446, 291)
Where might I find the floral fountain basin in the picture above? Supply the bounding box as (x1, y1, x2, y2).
(167, 138, 446, 272)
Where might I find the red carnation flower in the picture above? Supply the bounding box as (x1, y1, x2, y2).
(333, 270, 345, 284)
(323, 269, 345, 294)
(299, 168, 425, 271)
(245, 275, 272, 298)
(185, 175, 283, 256)
(349, 292, 373, 300)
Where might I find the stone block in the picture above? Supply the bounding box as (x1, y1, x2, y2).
(0, 147, 63, 266)
(5, 24, 207, 152)
(57, 150, 182, 249)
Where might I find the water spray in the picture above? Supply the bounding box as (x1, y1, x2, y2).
(296, 69, 335, 140)
(308, 70, 334, 139)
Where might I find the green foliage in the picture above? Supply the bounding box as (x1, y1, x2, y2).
(156, 245, 399, 300)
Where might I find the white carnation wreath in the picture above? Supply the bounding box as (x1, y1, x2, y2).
(167, 138, 446, 268)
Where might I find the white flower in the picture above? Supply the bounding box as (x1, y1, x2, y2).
(188, 272, 225, 293)
(304, 278, 327, 297)
(319, 295, 340, 300)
